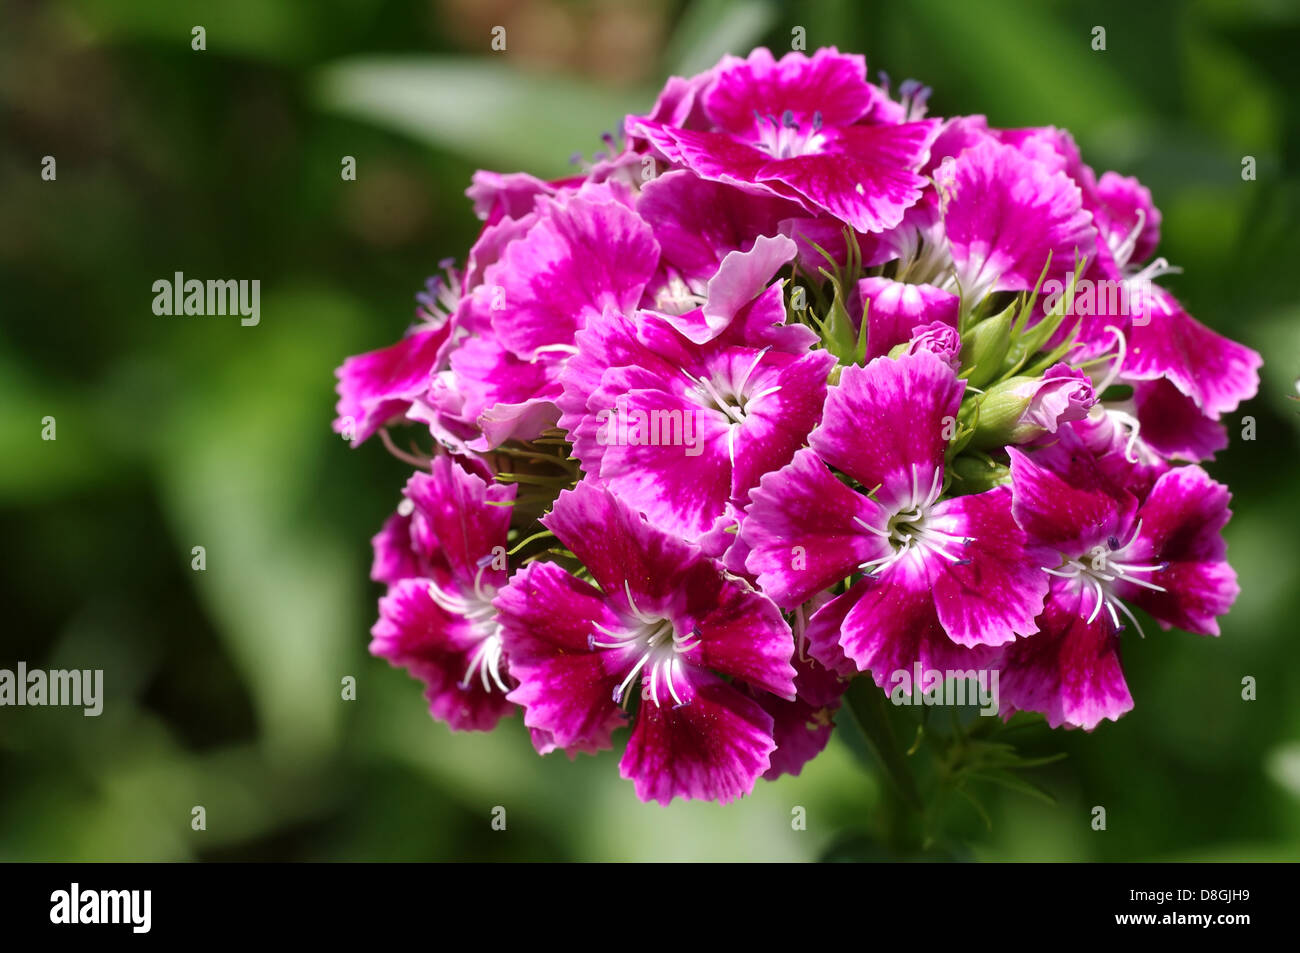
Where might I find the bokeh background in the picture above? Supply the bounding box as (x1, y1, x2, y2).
(2, 0, 1298, 861)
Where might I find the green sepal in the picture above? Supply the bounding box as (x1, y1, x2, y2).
(958, 303, 1014, 389)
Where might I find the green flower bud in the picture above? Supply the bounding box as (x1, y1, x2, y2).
(966, 376, 1037, 449)
(958, 304, 1014, 388)
(947, 453, 1012, 492)
(968, 363, 1098, 450)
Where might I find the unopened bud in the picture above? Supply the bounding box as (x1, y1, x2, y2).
(958, 305, 1014, 388)
(969, 363, 1096, 449)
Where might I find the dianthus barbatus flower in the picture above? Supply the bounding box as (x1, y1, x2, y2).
(628, 47, 940, 234)
(333, 266, 458, 447)
(742, 352, 1048, 684)
(1116, 263, 1260, 431)
(999, 433, 1238, 729)
(417, 180, 659, 451)
(370, 455, 518, 730)
(561, 235, 835, 541)
(332, 41, 1260, 808)
(494, 482, 797, 804)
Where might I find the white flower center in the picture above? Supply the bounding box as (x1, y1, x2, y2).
(854, 466, 973, 576)
(428, 565, 509, 693)
(1042, 521, 1167, 636)
(681, 348, 781, 467)
(588, 581, 700, 708)
(752, 110, 826, 159)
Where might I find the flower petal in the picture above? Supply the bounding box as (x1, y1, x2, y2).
(371, 579, 514, 731)
(810, 352, 965, 509)
(619, 669, 776, 805)
(836, 557, 1000, 685)
(487, 193, 658, 360)
(855, 276, 959, 360)
(333, 326, 448, 446)
(1119, 466, 1238, 635)
(1125, 286, 1262, 419)
(997, 582, 1133, 730)
(403, 455, 514, 584)
(743, 448, 887, 608)
(1008, 445, 1137, 557)
(929, 486, 1048, 646)
(638, 170, 802, 285)
(936, 138, 1096, 301)
(495, 561, 628, 750)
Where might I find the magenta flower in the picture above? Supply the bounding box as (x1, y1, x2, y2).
(421, 181, 660, 452)
(1046, 158, 1260, 436)
(742, 352, 1048, 684)
(629, 47, 940, 234)
(333, 270, 456, 447)
(370, 455, 517, 731)
(495, 482, 797, 804)
(935, 137, 1097, 302)
(483, 185, 658, 362)
(561, 236, 834, 541)
(1124, 286, 1261, 424)
(1000, 437, 1239, 728)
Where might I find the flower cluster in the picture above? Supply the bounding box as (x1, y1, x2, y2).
(335, 48, 1260, 804)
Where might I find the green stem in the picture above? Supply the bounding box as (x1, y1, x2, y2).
(843, 676, 923, 813)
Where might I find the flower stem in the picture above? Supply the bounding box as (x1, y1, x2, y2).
(843, 676, 923, 812)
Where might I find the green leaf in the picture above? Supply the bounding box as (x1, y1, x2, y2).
(955, 786, 993, 831)
(314, 57, 647, 177)
(665, 0, 778, 77)
(968, 770, 1059, 805)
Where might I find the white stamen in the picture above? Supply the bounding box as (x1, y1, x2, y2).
(855, 481, 975, 577)
(1109, 208, 1146, 270)
(1043, 520, 1166, 638)
(1093, 324, 1128, 394)
(731, 347, 770, 399)
(590, 592, 697, 709)
(1105, 408, 1144, 464)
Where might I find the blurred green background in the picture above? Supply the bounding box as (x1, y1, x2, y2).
(2, 0, 1298, 861)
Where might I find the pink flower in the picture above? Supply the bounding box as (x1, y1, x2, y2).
(1012, 362, 1097, 434)
(741, 353, 1048, 685)
(999, 434, 1238, 729)
(334, 44, 1260, 800)
(369, 456, 517, 731)
(628, 48, 940, 234)
(495, 482, 797, 804)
